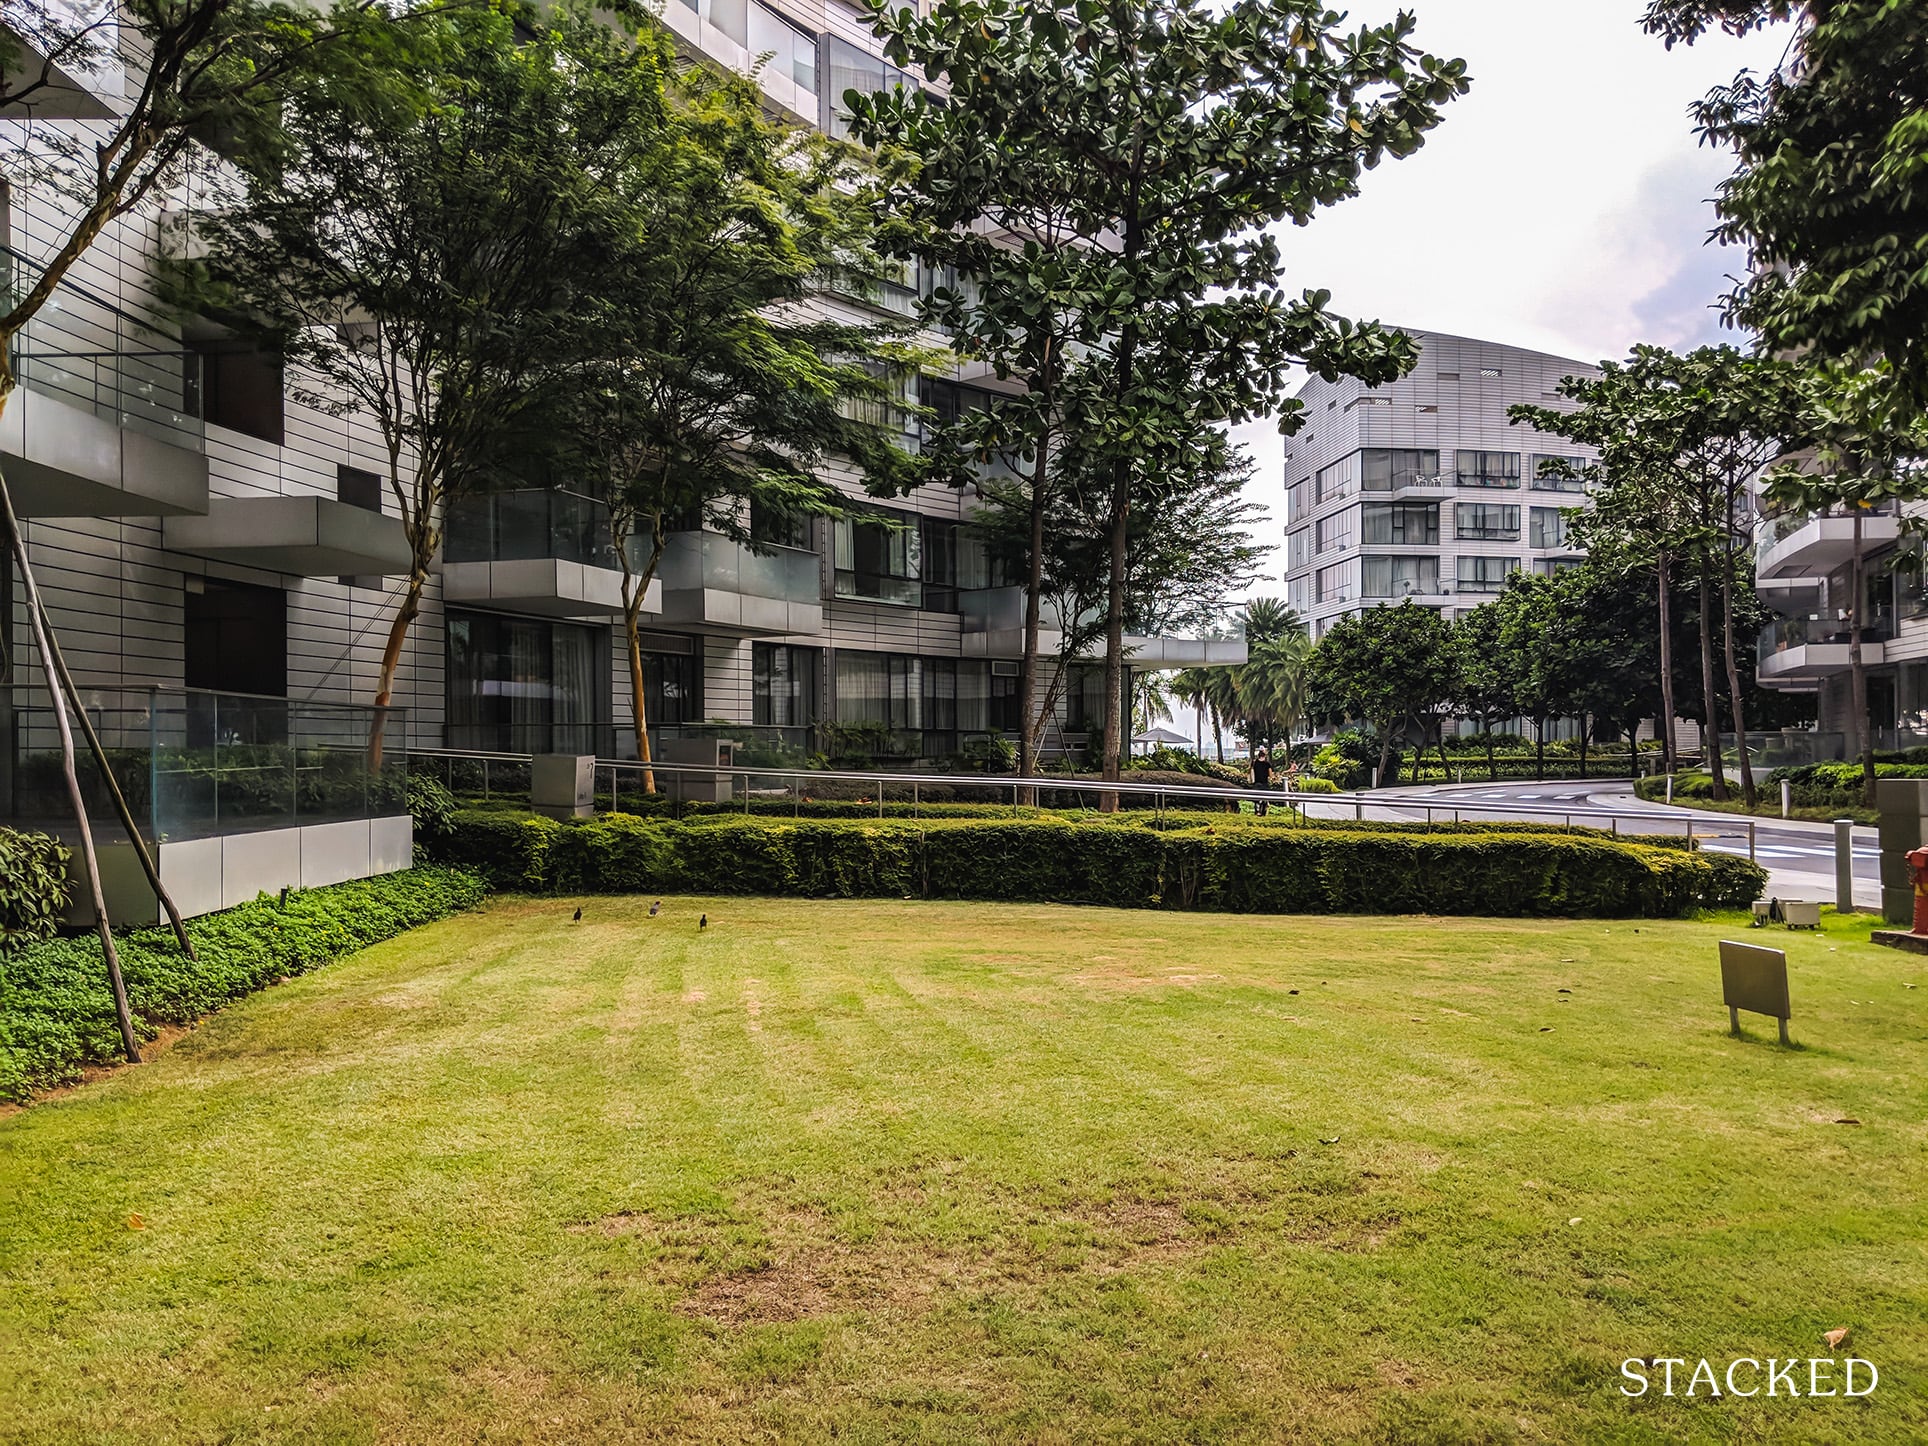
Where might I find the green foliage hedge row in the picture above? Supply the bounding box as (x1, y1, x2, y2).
(0, 866, 486, 1103)
(0, 828, 72, 953)
(440, 810, 1762, 918)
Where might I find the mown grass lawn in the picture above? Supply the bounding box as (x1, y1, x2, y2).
(2, 898, 1925, 1444)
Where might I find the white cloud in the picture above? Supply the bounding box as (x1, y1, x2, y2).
(1224, 0, 1792, 598)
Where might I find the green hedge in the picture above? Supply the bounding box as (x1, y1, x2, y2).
(0, 828, 72, 953)
(442, 811, 1760, 919)
(0, 866, 486, 1103)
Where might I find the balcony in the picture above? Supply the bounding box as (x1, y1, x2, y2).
(1, 687, 412, 924)
(2, 246, 209, 518)
(1757, 611, 1893, 683)
(957, 585, 1246, 667)
(164, 495, 411, 576)
(1, 2, 123, 118)
(654, 530, 822, 634)
(1756, 506, 1903, 583)
(442, 488, 648, 619)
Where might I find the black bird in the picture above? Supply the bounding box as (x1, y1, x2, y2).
(699, 913, 708, 930)
(572, 906, 583, 922)
(648, 900, 661, 917)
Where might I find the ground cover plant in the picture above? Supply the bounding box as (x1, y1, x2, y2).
(0, 867, 486, 1102)
(0, 898, 1921, 1441)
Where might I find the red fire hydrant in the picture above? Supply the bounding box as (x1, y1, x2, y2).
(1909, 847, 1928, 934)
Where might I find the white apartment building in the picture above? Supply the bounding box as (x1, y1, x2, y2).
(0, 0, 1236, 917)
(1753, 496, 1920, 756)
(1281, 330, 1601, 636)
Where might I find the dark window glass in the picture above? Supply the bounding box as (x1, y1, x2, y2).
(921, 516, 960, 612)
(834, 506, 922, 605)
(1454, 502, 1520, 541)
(445, 609, 610, 754)
(337, 464, 383, 513)
(753, 642, 817, 727)
(750, 498, 813, 551)
(184, 578, 286, 699)
(1455, 450, 1521, 489)
(192, 340, 284, 443)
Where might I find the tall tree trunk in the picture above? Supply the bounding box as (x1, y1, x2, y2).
(2, 472, 140, 1062)
(1719, 545, 1756, 807)
(1656, 549, 1679, 779)
(1485, 720, 1496, 783)
(1535, 718, 1546, 781)
(1375, 724, 1394, 789)
(1698, 562, 1727, 799)
(618, 523, 665, 795)
(1627, 720, 1641, 781)
(1850, 509, 1876, 808)
(1212, 705, 1224, 763)
(1578, 719, 1588, 779)
(369, 567, 426, 772)
(1018, 422, 1054, 801)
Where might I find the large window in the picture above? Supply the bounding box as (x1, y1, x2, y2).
(1531, 454, 1588, 493)
(1315, 562, 1349, 604)
(1315, 510, 1354, 555)
(748, 1, 816, 91)
(1287, 478, 1311, 521)
(1360, 448, 1442, 491)
(1455, 450, 1521, 489)
(446, 610, 610, 754)
(835, 651, 922, 729)
(753, 642, 816, 727)
(1361, 501, 1439, 546)
(1455, 502, 1520, 541)
(190, 338, 284, 443)
(1286, 527, 1311, 572)
(1314, 454, 1358, 504)
(834, 506, 922, 605)
(1362, 555, 1439, 599)
(1456, 556, 1519, 594)
(1529, 506, 1571, 550)
(750, 497, 812, 551)
(820, 35, 913, 140)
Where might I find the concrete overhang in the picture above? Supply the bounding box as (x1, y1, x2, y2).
(2, 385, 208, 517)
(441, 558, 654, 620)
(164, 495, 413, 575)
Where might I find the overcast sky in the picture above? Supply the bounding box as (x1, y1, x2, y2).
(1224, 0, 1795, 593)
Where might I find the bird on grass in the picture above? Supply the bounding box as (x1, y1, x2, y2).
(572, 906, 583, 923)
(648, 900, 661, 917)
(699, 913, 709, 930)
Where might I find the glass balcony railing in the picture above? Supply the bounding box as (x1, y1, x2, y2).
(2, 245, 205, 451)
(1754, 502, 1900, 558)
(0, 687, 406, 843)
(657, 530, 820, 603)
(444, 487, 619, 570)
(1757, 608, 1896, 663)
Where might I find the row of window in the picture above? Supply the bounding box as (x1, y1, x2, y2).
(1298, 448, 1589, 512)
(1308, 556, 1577, 605)
(1298, 503, 1573, 561)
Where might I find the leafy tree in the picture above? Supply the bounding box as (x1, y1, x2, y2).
(851, 0, 1467, 787)
(1762, 361, 1928, 805)
(1447, 603, 1517, 782)
(515, 62, 919, 790)
(0, 0, 418, 1062)
(190, 2, 667, 764)
(1307, 603, 1457, 787)
(1513, 346, 1797, 800)
(1645, 1, 1928, 407)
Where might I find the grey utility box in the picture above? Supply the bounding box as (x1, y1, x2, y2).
(660, 737, 737, 803)
(1875, 778, 1928, 924)
(531, 753, 596, 820)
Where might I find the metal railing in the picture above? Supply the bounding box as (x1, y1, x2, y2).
(404, 746, 1786, 859)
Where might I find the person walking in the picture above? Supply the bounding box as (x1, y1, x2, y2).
(1251, 744, 1272, 816)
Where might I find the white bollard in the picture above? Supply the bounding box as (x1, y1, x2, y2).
(1781, 778, 1791, 819)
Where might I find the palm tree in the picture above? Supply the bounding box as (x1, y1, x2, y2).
(1203, 667, 1240, 762)
(1239, 596, 1302, 647)
(1169, 667, 1212, 754)
(1132, 671, 1177, 743)
(1234, 630, 1313, 753)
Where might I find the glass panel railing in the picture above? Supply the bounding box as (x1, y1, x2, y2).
(1754, 502, 1900, 558)
(1757, 608, 1896, 662)
(657, 531, 821, 603)
(0, 687, 406, 842)
(2, 245, 205, 451)
(444, 488, 619, 570)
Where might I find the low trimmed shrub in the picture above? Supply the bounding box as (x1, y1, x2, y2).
(443, 811, 1756, 919)
(0, 866, 486, 1103)
(0, 828, 72, 953)
(405, 774, 459, 856)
